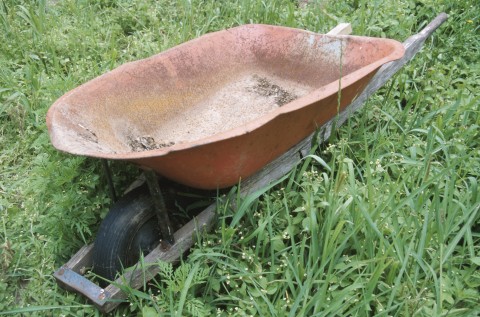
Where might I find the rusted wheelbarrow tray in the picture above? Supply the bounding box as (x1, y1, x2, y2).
(47, 24, 403, 189)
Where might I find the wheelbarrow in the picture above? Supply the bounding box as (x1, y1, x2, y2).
(47, 15, 447, 312)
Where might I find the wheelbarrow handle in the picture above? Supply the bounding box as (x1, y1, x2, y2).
(327, 23, 352, 35)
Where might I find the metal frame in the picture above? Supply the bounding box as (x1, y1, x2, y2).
(144, 169, 175, 246)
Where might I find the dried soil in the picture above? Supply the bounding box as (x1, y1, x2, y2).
(127, 73, 313, 151)
(129, 136, 175, 152)
(249, 75, 298, 106)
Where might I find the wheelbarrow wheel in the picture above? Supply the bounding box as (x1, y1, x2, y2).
(92, 186, 160, 284)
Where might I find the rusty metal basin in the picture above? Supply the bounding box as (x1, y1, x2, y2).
(47, 24, 404, 189)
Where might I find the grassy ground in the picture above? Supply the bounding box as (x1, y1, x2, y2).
(0, 0, 479, 316)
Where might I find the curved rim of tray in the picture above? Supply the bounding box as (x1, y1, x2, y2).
(47, 25, 405, 160)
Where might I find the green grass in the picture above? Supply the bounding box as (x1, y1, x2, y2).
(0, 0, 479, 316)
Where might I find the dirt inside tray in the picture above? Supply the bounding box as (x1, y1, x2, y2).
(125, 73, 313, 152)
(129, 136, 175, 152)
(249, 75, 298, 106)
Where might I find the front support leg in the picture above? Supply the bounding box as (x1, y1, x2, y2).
(144, 169, 175, 246)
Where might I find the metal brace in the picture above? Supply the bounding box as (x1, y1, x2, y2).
(101, 160, 117, 202)
(144, 169, 175, 246)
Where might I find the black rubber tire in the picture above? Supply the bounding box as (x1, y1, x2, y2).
(92, 186, 160, 284)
